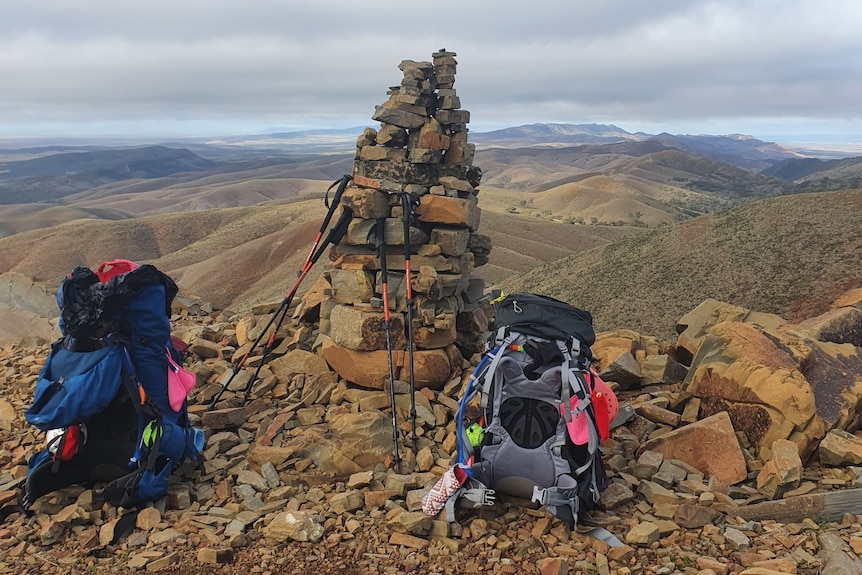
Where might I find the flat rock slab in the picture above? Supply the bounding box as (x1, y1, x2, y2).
(638, 411, 748, 486)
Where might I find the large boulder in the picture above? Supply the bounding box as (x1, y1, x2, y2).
(591, 330, 686, 389)
(0, 272, 60, 346)
(329, 304, 406, 351)
(794, 289, 862, 347)
(638, 411, 748, 486)
(317, 335, 460, 390)
(675, 298, 785, 365)
(681, 298, 862, 462)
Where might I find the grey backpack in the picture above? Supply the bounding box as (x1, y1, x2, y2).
(445, 293, 612, 525)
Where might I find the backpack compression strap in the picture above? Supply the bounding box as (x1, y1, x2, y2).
(443, 477, 495, 522)
(96, 344, 164, 507)
(455, 345, 499, 466)
(120, 344, 162, 468)
(558, 339, 599, 455)
(531, 484, 580, 524)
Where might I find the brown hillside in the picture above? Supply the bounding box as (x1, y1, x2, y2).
(531, 176, 683, 226)
(0, 201, 333, 345)
(476, 147, 639, 191)
(0, 175, 347, 240)
(0, 204, 130, 237)
(477, 210, 638, 285)
(166, 218, 327, 309)
(0, 186, 637, 345)
(474, 147, 786, 224)
(67, 175, 333, 215)
(0, 152, 354, 238)
(0, 201, 324, 304)
(616, 150, 786, 199)
(500, 189, 862, 340)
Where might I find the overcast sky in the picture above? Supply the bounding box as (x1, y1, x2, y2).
(2, 0, 861, 143)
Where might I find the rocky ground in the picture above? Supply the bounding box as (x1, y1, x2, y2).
(2, 298, 862, 575)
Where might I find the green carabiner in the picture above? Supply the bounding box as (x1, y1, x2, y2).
(465, 422, 485, 448)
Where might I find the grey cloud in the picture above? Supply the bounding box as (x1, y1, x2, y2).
(0, 0, 699, 43)
(1, 0, 861, 139)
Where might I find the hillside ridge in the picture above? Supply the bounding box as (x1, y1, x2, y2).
(500, 188, 862, 340)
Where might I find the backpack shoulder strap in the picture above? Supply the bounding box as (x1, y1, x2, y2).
(478, 334, 516, 412)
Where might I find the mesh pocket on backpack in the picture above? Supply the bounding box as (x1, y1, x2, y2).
(499, 397, 560, 449)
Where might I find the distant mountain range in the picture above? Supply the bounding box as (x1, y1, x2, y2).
(469, 123, 642, 146)
(204, 123, 811, 166)
(0, 145, 217, 204)
(469, 123, 811, 171)
(1, 123, 861, 218)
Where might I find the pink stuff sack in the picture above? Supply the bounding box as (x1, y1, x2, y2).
(560, 370, 618, 445)
(166, 350, 196, 412)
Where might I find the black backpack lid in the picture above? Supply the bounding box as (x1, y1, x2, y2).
(492, 293, 595, 346)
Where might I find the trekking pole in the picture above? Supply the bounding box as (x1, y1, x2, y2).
(208, 175, 352, 410)
(239, 204, 353, 405)
(400, 192, 419, 454)
(377, 216, 401, 473)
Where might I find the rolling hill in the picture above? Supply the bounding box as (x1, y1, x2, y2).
(0, 126, 859, 346)
(499, 188, 862, 340)
(0, 152, 355, 237)
(763, 156, 862, 189)
(0, 138, 804, 241)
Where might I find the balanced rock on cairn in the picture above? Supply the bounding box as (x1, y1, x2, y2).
(316, 49, 492, 391)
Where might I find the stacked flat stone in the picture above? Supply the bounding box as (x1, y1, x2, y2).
(317, 49, 492, 392)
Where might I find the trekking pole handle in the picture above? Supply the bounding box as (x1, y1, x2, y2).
(325, 175, 351, 210)
(400, 191, 418, 216)
(318, 175, 351, 233)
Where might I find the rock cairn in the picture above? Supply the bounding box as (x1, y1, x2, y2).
(316, 49, 492, 392)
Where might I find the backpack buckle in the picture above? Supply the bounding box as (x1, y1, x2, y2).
(531, 485, 550, 506)
(532, 485, 578, 509)
(460, 485, 496, 507)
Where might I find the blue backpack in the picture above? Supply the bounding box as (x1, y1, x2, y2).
(21, 261, 202, 510)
